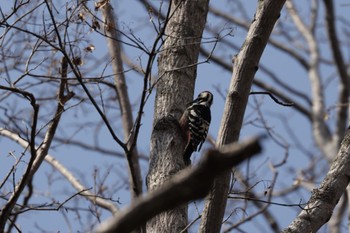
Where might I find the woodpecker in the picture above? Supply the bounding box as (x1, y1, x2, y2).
(179, 91, 213, 165)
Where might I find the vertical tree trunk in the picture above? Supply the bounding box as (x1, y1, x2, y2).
(199, 1, 286, 232)
(146, 0, 209, 232)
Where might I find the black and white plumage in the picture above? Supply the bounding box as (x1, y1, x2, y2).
(179, 91, 213, 165)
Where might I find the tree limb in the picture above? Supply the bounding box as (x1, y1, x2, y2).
(323, 0, 349, 148)
(100, 1, 143, 199)
(283, 127, 350, 232)
(208, 5, 310, 70)
(96, 136, 263, 233)
(286, 0, 333, 160)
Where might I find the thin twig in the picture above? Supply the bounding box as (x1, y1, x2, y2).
(250, 91, 294, 107)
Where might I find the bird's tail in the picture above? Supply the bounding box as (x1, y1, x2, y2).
(183, 143, 194, 166)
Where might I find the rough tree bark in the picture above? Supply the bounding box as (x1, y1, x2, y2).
(199, 1, 286, 233)
(146, 0, 209, 232)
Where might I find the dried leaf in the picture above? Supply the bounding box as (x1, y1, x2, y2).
(84, 44, 95, 53)
(78, 12, 85, 22)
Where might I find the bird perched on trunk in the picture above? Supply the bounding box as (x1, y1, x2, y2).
(179, 91, 213, 165)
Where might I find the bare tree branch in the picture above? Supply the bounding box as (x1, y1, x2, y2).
(52, 136, 149, 159)
(309, 0, 318, 34)
(223, 168, 278, 232)
(0, 57, 73, 231)
(204, 22, 313, 107)
(0, 85, 39, 232)
(199, 47, 312, 120)
(283, 127, 350, 232)
(208, 5, 310, 70)
(96, 136, 263, 233)
(42, 0, 127, 151)
(100, 1, 143, 200)
(250, 91, 294, 107)
(323, 0, 349, 148)
(0, 128, 119, 214)
(286, 0, 334, 160)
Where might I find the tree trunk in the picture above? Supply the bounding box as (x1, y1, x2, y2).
(199, 1, 286, 232)
(146, 0, 209, 232)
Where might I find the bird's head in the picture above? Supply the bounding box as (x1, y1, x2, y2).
(194, 91, 213, 107)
